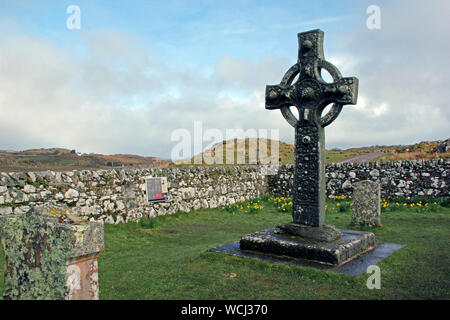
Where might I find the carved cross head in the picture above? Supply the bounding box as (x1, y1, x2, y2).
(265, 29, 358, 128)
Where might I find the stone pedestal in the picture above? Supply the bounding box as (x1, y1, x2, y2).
(65, 223, 104, 300)
(275, 222, 340, 242)
(0, 206, 104, 300)
(240, 228, 376, 266)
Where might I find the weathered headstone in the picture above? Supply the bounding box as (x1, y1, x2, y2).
(240, 29, 376, 265)
(0, 206, 103, 300)
(351, 180, 381, 227)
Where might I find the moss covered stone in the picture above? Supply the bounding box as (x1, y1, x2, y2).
(0, 206, 104, 300)
(0, 207, 72, 300)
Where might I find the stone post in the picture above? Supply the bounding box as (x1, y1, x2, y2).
(0, 206, 104, 300)
(65, 221, 104, 300)
(351, 180, 382, 227)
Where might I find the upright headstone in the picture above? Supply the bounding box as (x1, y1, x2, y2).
(351, 180, 381, 227)
(240, 30, 376, 265)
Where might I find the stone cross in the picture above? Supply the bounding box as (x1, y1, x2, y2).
(266, 29, 358, 228)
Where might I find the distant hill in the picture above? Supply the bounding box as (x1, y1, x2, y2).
(172, 138, 450, 166)
(373, 139, 450, 161)
(1, 138, 447, 172)
(173, 138, 293, 166)
(0, 148, 172, 172)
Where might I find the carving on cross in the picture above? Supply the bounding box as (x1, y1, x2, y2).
(265, 29, 358, 127)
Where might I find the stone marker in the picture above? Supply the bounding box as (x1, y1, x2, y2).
(266, 29, 358, 234)
(351, 180, 381, 227)
(240, 29, 376, 265)
(0, 206, 104, 300)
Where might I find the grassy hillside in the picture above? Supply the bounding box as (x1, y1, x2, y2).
(375, 140, 450, 161)
(173, 138, 294, 166)
(0, 138, 447, 172)
(0, 148, 171, 172)
(172, 138, 449, 167)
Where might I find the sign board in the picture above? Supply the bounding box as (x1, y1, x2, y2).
(145, 177, 168, 202)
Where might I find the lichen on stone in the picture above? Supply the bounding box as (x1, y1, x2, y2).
(0, 207, 73, 300)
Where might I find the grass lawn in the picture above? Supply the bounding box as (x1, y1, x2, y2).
(0, 196, 449, 299)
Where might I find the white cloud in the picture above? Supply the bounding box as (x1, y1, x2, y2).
(0, 30, 291, 158)
(0, 1, 449, 159)
(323, 0, 450, 147)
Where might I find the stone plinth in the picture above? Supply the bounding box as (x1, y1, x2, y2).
(0, 206, 104, 300)
(240, 228, 376, 265)
(65, 222, 104, 300)
(275, 222, 340, 242)
(351, 180, 381, 227)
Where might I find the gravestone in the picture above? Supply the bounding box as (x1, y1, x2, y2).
(351, 180, 381, 227)
(0, 206, 104, 300)
(240, 29, 376, 265)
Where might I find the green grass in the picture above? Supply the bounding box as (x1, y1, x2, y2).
(0, 197, 449, 299)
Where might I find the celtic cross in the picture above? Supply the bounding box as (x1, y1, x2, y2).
(266, 29, 358, 227)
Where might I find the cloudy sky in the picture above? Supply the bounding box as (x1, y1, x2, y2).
(0, 0, 448, 160)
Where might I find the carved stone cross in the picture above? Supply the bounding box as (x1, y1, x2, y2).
(266, 29, 358, 228)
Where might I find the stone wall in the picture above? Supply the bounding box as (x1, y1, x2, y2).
(268, 159, 449, 199)
(0, 160, 448, 224)
(0, 166, 267, 224)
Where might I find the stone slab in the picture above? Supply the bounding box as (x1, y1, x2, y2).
(332, 243, 405, 276)
(210, 234, 404, 277)
(239, 228, 376, 266)
(275, 222, 340, 242)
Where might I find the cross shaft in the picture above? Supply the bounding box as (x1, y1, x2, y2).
(265, 29, 358, 227)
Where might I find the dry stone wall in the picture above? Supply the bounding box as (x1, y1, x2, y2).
(0, 160, 448, 224)
(269, 159, 449, 199)
(0, 166, 267, 224)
